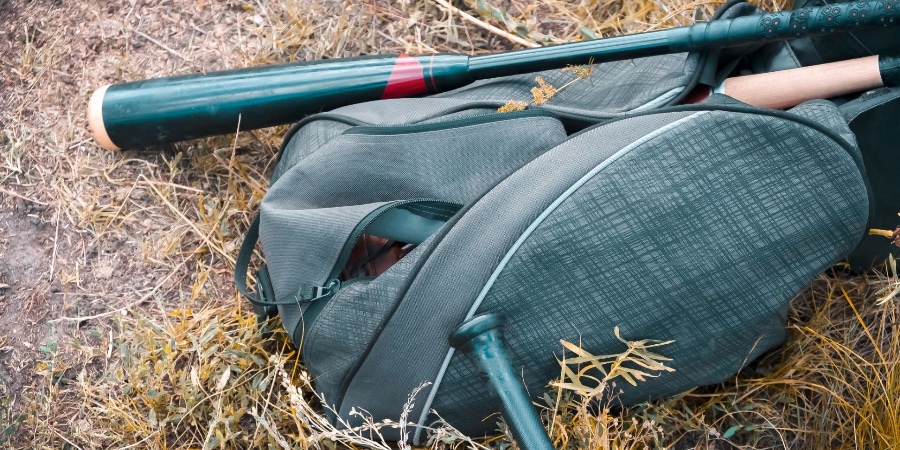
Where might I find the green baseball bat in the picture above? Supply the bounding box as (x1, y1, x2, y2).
(89, 0, 900, 149)
(450, 314, 554, 450)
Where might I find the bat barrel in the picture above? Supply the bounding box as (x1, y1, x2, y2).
(450, 314, 554, 450)
(89, 54, 472, 150)
(468, 29, 671, 78)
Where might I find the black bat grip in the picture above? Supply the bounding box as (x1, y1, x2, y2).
(756, 0, 899, 38)
(669, 0, 900, 52)
(450, 314, 554, 450)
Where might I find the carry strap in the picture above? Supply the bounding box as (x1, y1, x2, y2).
(234, 215, 275, 321)
(234, 214, 342, 322)
(234, 215, 261, 303)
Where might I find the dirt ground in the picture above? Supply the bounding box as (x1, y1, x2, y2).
(0, 0, 286, 442)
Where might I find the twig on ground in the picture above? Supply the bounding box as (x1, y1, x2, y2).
(48, 259, 187, 324)
(117, 432, 158, 450)
(134, 30, 194, 64)
(49, 206, 60, 281)
(50, 427, 85, 450)
(0, 188, 47, 206)
(431, 0, 540, 48)
(228, 114, 242, 175)
(48, 288, 155, 324)
(49, 190, 231, 325)
(250, 410, 293, 450)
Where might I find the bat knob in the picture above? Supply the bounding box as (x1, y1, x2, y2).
(88, 85, 120, 150)
(449, 313, 503, 350)
(450, 314, 555, 450)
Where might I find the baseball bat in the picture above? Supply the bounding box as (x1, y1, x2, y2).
(89, 1, 900, 150)
(450, 314, 554, 450)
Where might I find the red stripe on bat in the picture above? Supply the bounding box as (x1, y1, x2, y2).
(381, 54, 429, 99)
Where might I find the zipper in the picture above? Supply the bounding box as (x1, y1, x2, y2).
(339, 276, 377, 289)
(330, 200, 461, 283)
(341, 109, 557, 136)
(301, 199, 462, 325)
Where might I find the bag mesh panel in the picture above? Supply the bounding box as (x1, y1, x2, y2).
(273, 120, 354, 183)
(260, 115, 568, 344)
(438, 53, 697, 118)
(262, 201, 390, 339)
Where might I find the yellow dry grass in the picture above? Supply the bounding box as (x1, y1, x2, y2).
(1, 0, 898, 449)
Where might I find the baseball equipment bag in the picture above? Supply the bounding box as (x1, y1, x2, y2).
(234, 1, 874, 442)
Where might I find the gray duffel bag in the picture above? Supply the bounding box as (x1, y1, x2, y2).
(234, 90, 869, 443)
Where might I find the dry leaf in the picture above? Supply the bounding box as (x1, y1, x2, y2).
(216, 369, 231, 391)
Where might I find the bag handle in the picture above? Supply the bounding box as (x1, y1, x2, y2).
(234, 215, 277, 321)
(235, 215, 344, 322)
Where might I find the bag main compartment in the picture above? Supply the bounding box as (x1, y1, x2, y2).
(234, 22, 871, 438)
(259, 109, 569, 346)
(332, 101, 869, 440)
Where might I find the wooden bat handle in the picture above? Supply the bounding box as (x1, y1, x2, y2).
(722, 55, 884, 109)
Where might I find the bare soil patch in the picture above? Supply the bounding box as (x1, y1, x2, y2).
(0, 0, 277, 444)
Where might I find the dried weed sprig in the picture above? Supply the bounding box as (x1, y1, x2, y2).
(870, 225, 900, 247)
(530, 76, 559, 104)
(498, 100, 528, 112)
(875, 255, 899, 305)
(553, 327, 675, 398)
(562, 61, 595, 79)
(499, 59, 596, 112)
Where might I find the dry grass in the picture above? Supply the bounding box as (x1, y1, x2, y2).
(2, 0, 899, 449)
(544, 266, 900, 450)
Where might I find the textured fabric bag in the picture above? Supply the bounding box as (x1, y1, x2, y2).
(233, 2, 871, 441)
(730, 0, 900, 269)
(234, 94, 870, 442)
